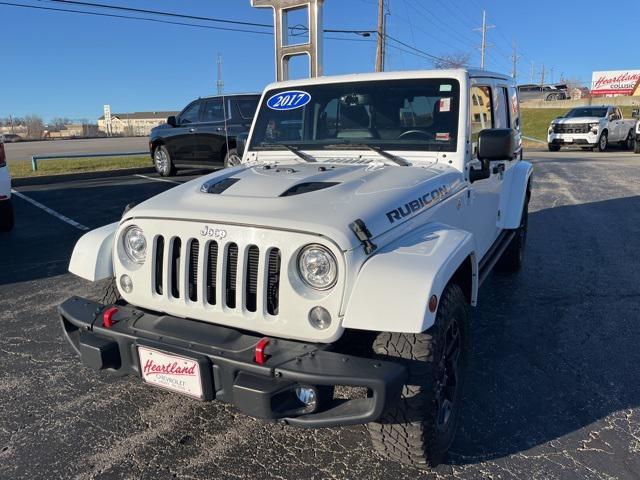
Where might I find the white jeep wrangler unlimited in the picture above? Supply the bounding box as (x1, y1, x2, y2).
(60, 69, 532, 468)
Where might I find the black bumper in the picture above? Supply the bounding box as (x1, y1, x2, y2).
(59, 297, 407, 428)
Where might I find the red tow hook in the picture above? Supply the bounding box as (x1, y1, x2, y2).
(254, 337, 270, 365)
(102, 306, 119, 328)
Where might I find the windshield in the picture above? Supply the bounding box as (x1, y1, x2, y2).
(565, 107, 608, 118)
(249, 79, 460, 152)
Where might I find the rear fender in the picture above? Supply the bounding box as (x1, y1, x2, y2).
(498, 161, 533, 229)
(69, 222, 118, 281)
(342, 224, 477, 333)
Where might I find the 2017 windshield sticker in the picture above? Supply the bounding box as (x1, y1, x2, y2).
(267, 90, 311, 111)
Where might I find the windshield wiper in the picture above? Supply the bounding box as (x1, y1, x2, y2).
(323, 142, 409, 166)
(254, 143, 316, 163)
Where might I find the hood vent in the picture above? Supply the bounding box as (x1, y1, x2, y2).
(280, 182, 339, 197)
(201, 177, 240, 194)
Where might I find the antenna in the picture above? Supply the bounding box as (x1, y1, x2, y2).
(217, 53, 224, 95)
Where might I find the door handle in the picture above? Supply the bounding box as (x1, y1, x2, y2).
(216, 127, 225, 132)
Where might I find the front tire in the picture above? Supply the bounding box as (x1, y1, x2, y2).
(623, 129, 634, 150)
(597, 131, 608, 152)
(0, 199, 15, 232)
(367, 283, 469, 469)
(548, 143, 561, 152)
(153, 145, 176, 177)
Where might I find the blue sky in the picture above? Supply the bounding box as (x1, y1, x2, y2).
(1, 0, 638, 122)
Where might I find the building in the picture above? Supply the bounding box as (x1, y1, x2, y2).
(44, 124, 85, 139)
(98, 111, 178, 137)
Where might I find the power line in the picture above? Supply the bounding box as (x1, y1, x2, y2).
(47, 0, 275, 29)
(1, 1, 274, 35)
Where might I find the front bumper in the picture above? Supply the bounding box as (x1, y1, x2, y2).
(59, 297, 407, 428)
(548, 132, 598, 146)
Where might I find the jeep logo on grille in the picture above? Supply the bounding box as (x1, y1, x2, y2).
(200, 226, 227, 240)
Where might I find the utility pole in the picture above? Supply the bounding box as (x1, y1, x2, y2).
(510, 42, 521, 80)
(530, 61, 535, 83)
(217, 53, 224, 95)
(475, 10, 494, 70)
(375, 0, 385, 72)
(9, 114, 14, 135)
(549, 67, 554, 84)
(539, 64, 545, 87)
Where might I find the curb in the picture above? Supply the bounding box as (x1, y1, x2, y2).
(12, 167, 155, 187)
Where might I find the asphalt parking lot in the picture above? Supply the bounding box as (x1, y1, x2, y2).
(1, 149, 640, 480)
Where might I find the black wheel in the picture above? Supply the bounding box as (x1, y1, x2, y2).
(623, 129, 634, 150)
(635, 136, 640, 154)
(495, 194, 529, 274)
(597, 131, 608, 152)
(367, 283, 469, 469)
(0, 199, 15, 232)
(153, 145, 176, 176)
(100, 277, 122, 305)
(548, 143, 561, 152)
(223, 148, 242, 168)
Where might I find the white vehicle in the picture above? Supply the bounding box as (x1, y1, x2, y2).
(60, 69, 532, 469)
(0, 137, 14, 232)
(547, 105, 636, 152)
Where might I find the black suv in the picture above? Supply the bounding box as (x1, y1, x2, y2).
(149, 94, 260, 176)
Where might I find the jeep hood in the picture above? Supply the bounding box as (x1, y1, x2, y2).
(126, 161, 464, 251)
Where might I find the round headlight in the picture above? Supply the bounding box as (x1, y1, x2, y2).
(123, 225, 147, 264)
(297, 245, 338, 290)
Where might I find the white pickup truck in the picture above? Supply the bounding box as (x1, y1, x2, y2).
(547, 105, 636, 152)
(60, 69, 532, 469)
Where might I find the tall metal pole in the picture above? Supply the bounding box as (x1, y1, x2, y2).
(530, 61, 535, 83)
(510, 42, 520, 79)
(540, 64, 545, 87)
(217, 53, 224, 95)
(375, 0, 385, 72)
(475, 10, 494, 70)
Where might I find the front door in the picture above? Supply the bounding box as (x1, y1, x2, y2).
(467, 84, 505, 258)
(168, 100, 201, 163)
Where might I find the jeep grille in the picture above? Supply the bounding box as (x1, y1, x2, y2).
(153, 235, 281, 316)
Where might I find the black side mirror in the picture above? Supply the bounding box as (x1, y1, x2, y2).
(167, 115, 177, 127)
(470, 129, 515, 183)
(236, 132, 248, 158)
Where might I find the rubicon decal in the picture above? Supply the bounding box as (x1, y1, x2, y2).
(386, 185, 452, 224)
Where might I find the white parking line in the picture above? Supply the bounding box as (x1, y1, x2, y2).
(11, 189, 90, 231)
(134, 174, 181, 184)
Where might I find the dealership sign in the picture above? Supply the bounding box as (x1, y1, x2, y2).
(591, 70, 640, 96)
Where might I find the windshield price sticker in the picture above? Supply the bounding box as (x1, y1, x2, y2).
(439, 98, 451, 112)
(267, 90, 311, 111)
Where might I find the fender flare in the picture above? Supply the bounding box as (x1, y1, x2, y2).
(68, 222, 118, 281)
(342, 223, 478, 334)
(498, 160, 533, 229)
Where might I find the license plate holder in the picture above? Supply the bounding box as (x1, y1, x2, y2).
(138, 346, 209, 399)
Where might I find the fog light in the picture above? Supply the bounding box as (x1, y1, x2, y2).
(295, 387, 318, 409)
(309, 306, 331, 330)
(120, 274, 133, 293)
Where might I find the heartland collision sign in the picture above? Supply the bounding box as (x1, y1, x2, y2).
(591, 70, 640, 96)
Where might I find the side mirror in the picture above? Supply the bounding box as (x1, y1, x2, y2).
(632, 109, 640, 119)
(470, 129, 515, 183)
(236, 132, 248, 158)
(167, 115, 177, 127)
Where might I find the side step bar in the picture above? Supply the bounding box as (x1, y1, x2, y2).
(478, 229, 516, 285)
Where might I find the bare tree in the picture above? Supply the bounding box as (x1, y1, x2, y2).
(50, 117, 72, 128)
(433, 53, 470, 69)
(24, 115, 45, 139)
